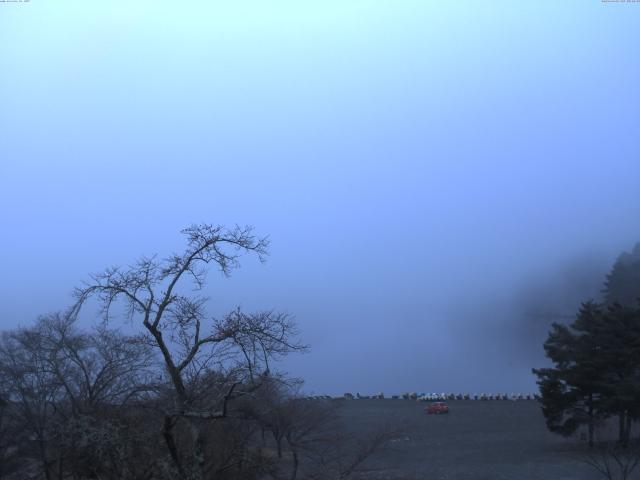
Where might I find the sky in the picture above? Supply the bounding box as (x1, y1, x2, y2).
(1, 1, 639, 395)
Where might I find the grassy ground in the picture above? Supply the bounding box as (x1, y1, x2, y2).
(336, 399, 603, 480)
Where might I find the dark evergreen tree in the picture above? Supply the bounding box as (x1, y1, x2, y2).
(533, 301, 607, 447)
(594, 303, 640, 446)
(603, 243, 640, 307)
(535, 300, 640, 447)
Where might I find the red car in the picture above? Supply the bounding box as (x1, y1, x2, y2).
(425, 402, 449, 414)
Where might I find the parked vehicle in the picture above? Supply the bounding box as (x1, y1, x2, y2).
(425, 402, 449, 414)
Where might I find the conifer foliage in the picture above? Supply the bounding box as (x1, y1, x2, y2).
(534, 243, 640, 447)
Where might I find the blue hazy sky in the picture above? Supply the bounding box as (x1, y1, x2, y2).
(1, 1, 639, 394)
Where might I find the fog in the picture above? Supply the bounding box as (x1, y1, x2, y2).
(1, 1, 639, 395)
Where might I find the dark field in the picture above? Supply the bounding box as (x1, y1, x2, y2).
(337, 399, 603, 480)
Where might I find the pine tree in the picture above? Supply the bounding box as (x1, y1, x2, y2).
(534, 301, 640, 447)
(533, 301, 607, 447)
(603, 243, 640, 306)
(594, 303, 640, 446)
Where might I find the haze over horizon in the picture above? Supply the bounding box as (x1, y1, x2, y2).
(1, 1, 639, 395)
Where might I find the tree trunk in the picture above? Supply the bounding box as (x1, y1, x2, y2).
(56, 450, 65, 480)
(618, 411, 631, 447)
(38, 438, 52, 480)
(619, 413, 625, 445)
(290, 449, 299, 480)
(163, 416, 186, 479)
(588, 398, 594, 448)
(188, 417, 206, 480)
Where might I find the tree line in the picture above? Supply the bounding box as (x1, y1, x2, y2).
(534, 243, 640, 448)
(0, 225, 397, 480)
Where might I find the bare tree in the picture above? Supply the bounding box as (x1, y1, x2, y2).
(34, 313, 156, 414)
(0, 327, 63, 480)
(2, 225, 365, 480)
(0, 314, 162, 480)
(0, 394, 20, 480)
(244, 378, 403, 480)
(71, 224, 306, 480)
(305, 423, 404, 480)
(583, 442, 640, 480)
